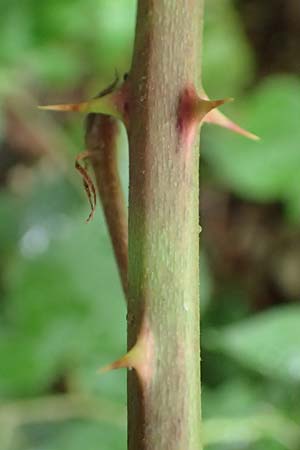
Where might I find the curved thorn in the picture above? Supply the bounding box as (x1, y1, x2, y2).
(94, 71, 120, 99)
(75, 151, 97, 222)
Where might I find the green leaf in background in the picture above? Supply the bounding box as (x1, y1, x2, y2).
(19, 421, 125, 450)
(0, 0, 136, 89)
(203, 0, 254, 97)
(203, 76, 300, 221)
(203, 410, 299, 450)
(203, 379, 261, 419)
(207, 305, 300, 384)
(203, 381, 299, 450)
(200, 253, 213, 314)
(0, 208, 126, 399)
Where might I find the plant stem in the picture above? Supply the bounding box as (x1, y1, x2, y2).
(127, 1, 204, 449)
(87, 114, 128, 300)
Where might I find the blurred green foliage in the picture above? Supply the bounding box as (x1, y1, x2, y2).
(0, 0, 136, 89)
(0, 0, 300, 449)
(203, 76, 300, 221)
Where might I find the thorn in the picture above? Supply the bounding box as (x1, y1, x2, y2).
(98, 318, 154, 387)
(178, 88, 234, 151)
(38, 102, 89, 112)
(195, 97, 234, 122)
(38, 75, 127, 122)
(204, 108, 260, 141)
(94, 70, 120, 98)
(99, 353, 132, 374)
(199, 89, 259, 140)
(98, 344, 140, 374)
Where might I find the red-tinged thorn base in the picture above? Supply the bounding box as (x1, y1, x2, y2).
(178, 85, 231, 150)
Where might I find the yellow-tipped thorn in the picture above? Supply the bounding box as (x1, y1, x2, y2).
(208, 97, 234, 109)
(38, 92, 123, 121)
(98, 318, 153, 386)
(195, 97, 234, 121)
(38, 102, 89, 112)
(98, 349, 136, 375)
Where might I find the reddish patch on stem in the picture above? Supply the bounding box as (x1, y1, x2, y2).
(133, 318, 154, 387)
(113, 78, 131, 128)
(177, 84, 200, 151)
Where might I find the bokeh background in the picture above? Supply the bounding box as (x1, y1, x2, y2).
(0, 0, 300, 449)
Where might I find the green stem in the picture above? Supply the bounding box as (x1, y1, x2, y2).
(127, 1, 204, 449)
